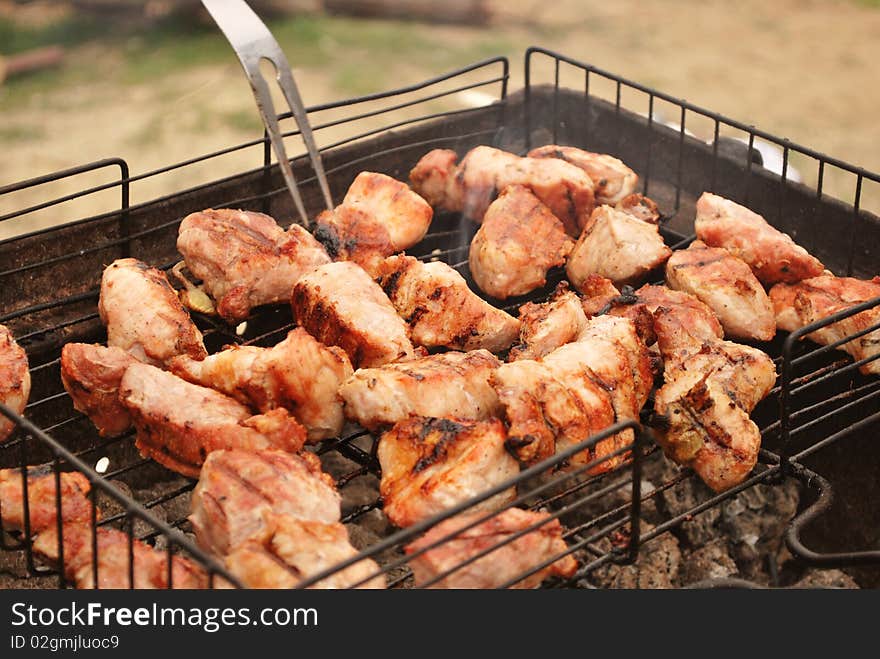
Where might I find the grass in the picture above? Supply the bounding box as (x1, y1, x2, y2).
(0, 15, 107, 55)
(1, 13, 519, 108)
(0, 124, 43, 142)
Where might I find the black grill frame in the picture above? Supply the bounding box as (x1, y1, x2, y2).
(1, 47, 879, 589)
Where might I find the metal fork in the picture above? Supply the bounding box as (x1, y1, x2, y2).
(201, 0, 334, 226)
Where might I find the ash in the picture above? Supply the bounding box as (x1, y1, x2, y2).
(579, 458, 858, 589)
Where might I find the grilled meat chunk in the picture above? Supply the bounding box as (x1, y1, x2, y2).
(0, 468, 95, 536)
(468, 185, 573, 299)
(190, 449, 340, 556)
(342, 171, 433, 250)
(177, 208, 330, 322)
(170, 328, 353, 441)
(653, 334, 776, 492)
(496, 315, 651, 472)
(0, 325, 30, 443)
(118, 363, 307, 478)
(99, 258, 207, 366)
(375, 254, 520, 352)
(338, 350, 501, 430)
(695, 192, 824, 285)
(223, 514, 385, 589)
(492, 357, 616, 470)
(60, 343, 137, 437)
(655, 372, 762, 493)
(292, 261, 414, 368)
(577, 274, 624, 317)
(576, 276, 657, 346)
(665, 240, 775, 341)
(314, 206, 393, 277)
(528, 145, 638, 205)
(629, 284, 724, 361)
(378, 417, 519, 528)
(566, 205, 671, 289)
(34, 525, 207, 589)
(405, 507, 577, 589)
(616, 193, 660, 224)
(0, 470, 201, 588)
(571, 315, 654, 415)
(409, 146, 595, 236)
(509, 284, 588, 361)
(771, 275, 880, 375)
(315, 172, 432, 276)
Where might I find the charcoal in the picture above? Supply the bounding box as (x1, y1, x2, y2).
(588, 522, 681, 589)
(340, 473, 381, 512)
(654, 458, 722, 548)
(791, 569, 859, 590)
(356, 507, 393, 539)
(719, 479, 800, 579)
(678, 539, 738, 585)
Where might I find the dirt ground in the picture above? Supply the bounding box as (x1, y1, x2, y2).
(2, 0, 880, 238)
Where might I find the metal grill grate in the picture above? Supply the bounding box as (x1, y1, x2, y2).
(1, 49, 879, 588)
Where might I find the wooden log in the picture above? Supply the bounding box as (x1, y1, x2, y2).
(323, 0, 491, 25)
(0, 47, 65, 85)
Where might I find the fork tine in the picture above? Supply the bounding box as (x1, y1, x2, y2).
(201, 0, 334, 226)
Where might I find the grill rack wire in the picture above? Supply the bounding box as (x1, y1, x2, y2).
(1, 47, 879, 588)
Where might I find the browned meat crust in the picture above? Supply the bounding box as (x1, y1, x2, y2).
(378, 416, 518, 528)
(375, 254, 520, 352)
(0, 324, 30, 443)
(405, 507, 577, 589)
(60, 343, 137, 437)
(99, 258, 207, 366)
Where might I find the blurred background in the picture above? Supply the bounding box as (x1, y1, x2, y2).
(2, 0, 880, 238)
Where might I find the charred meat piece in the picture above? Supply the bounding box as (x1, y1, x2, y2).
(118, 363, 307, 478)
(378, 417, 519, 528)
(570, 315, 654, 415)
(509, 283, 588, 361)
(0, 470, 204, 589)
(695, 192, 824, 285)
(577, 276, 657, 346)
(0, 468, 95, 537)
(342, 171, 433, 250)
(292, 261, 414, 369)
(405, 507, 577, 589)
(375, 254, 520, 352)
(223, 514, 385, 589)
(314, 206, 394, 277)
(577, 274, 624, 317)
(190, 449, 340, 556)
(60, 343, 138, 437)
(177, 208, 331, 322)
(409, 146, 595, 236)
(315, 172, 433, 276)
(34, 524, 207, 589)
(469, 185, 573, 299)
(338, 350, 501, 430)
(615, 193, 660, 224)
(566, 205, 671, 289)
(771, 275, 880, 375)
(170, 328, 353, 441)
(492, 357, 616, 470)
(495, 315, 650, 472)
(665, 240, 775, 341)
(528, 145, 638, 205)
(0, 325, 30, 443)
(655, 373, 762, 493)
(631, 285, 723, 355)
(99, 258, 207, 367)
(653, 335, 776, 492)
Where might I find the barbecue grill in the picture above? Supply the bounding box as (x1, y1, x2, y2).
(1, 46, 879, 589)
